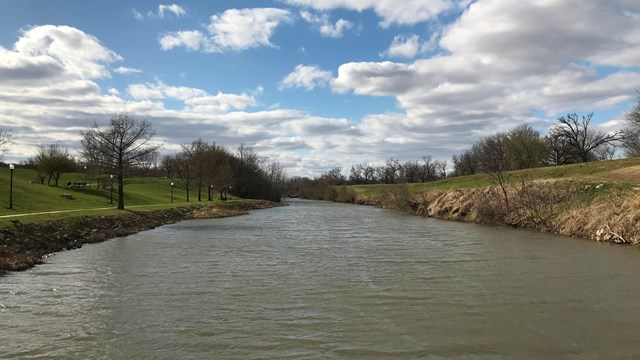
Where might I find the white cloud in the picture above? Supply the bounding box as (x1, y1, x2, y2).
(382, 34, 421, 59)
(3, 2, 640, 177)
(300, 10, 353, 38)
(184, 92, 258, 113)
(158, 4, 186, 18)
(160, 8, 292, 52)
(11, 25, 121, 80)
(327, 0, 640, 164)
(381, 33, 438, 59)
(132, 9, 144, 20)
(133, 4, 186, 20)
(280, 64, 334, 90)
(159, 30, 203, 51)
(284, 0, 460, 27)
(127, 81, 207, 100)
(114, 66, 142, 74)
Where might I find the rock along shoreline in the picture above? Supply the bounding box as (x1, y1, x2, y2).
(0, 201, 282, 276)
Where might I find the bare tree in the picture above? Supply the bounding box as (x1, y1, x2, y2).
(479, 133, 510, 213)
(0, 128, 14, 161)
(181, 139, 209, 201)
(33, 144, 76, 186)
(623, 96, 640, 157)
(550, 113, 622, 163)
(80, 113, 161, 209)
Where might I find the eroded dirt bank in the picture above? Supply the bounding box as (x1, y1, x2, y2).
(353, 181, 640, 246)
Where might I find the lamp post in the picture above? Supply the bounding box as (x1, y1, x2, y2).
(110, 174, 114, 205)
(171, 182, 174, 203)
(9, 163, 14, 209)
(83, 165, 87, 188)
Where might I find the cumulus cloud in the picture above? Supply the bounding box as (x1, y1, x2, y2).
(300, 10, 353, 38)
(160, 8, 292, 52)
(283, 0, 462, 27)
(280, 64, 334, 90)
(327, 0, 640, 164)
(10, 25, 121, 79)
(3, 1, 640, 177)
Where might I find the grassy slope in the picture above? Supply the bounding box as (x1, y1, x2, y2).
(0, 168, 249, 227)
(349, 157, 640, 197)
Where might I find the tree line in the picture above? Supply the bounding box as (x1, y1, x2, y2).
(2, 113, 285, 210)
(288, 97, 640, 199)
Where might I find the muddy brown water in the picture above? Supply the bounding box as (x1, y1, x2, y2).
(2, 199, 640, 359)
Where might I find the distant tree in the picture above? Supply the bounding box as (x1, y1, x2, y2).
(159, 154, 176, 178)
(452, 143, 481, 176)
(174, 152, 196, 202)
(25, 157, 46, 184)
(80, 113, 161, 210)
(402, 161, 422, 183)
(546, 130, 574, 166)
(549, 113, 622, 163)
(0, 128, 14, 161)
(623, 96, 640, 157)
(33, 144, 76, 186)
(137, 151, 159, 180)
(478, 133, 510, 212)
(181, 139, 209, 201)
(264, 160, 286, 200)
(505, 124, 549, 169)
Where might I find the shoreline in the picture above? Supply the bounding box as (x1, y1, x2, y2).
(0, 200, 282, 276)
(347, 180, 640, 246)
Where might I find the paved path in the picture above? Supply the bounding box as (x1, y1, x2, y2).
(0, 203, 174, 219)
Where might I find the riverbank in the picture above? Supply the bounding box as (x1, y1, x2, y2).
(0, 200, 281, 276)
(348, 179, 640, 246)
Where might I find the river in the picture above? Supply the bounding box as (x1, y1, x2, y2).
(1, 199, 640, 359)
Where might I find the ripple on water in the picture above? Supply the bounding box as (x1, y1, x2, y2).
(2, 199, 640, 359)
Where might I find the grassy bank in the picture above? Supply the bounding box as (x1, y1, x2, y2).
(0, 167, 240, 227)
(340, 158, 640, 245)
(0, 167, 283, 275)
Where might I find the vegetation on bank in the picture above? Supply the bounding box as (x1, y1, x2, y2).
(324, 158, 640, 245)
(0, 165, 271, 226)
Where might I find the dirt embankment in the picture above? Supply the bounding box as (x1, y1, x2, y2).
(0, 201, 281, 276)
(355, 181, 640, 246)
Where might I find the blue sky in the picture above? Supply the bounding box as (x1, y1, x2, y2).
(1, 0, 639, 176)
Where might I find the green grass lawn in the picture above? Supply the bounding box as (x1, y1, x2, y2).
(0, 167, 241, 226)
(348, 157, 640, 197)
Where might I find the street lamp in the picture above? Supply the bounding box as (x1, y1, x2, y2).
(110, 174, 114, 205)
(9, 163, 14, 209)
(171, 182, 174, 203)
(83, 165, 87, 188)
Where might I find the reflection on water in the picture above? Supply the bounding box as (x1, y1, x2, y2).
(2, 199, 640, 359)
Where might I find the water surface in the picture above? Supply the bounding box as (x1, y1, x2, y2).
(2, 199, 640, 359)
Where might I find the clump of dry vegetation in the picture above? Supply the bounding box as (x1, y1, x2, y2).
(372, 177, 639, 246)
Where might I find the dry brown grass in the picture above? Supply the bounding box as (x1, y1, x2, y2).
(594, 165, 640, 185)
(554, 190, 640, 244)
(359, 178, 640, 246)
